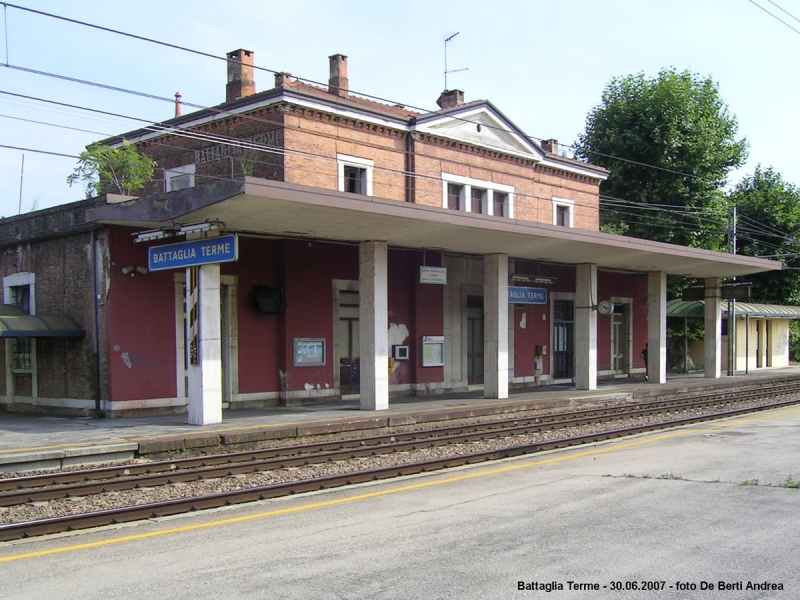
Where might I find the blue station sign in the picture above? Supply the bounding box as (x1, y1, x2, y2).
(148, 234, 239, 272)
(508, 286, 548, 304)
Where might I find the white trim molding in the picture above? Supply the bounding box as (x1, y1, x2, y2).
(441, 172, 515, 218)
(553, 197, 575, 228)
(337, 154, 374, 197)
(164, 163, 196, 192)
(3, 272, 37, 400)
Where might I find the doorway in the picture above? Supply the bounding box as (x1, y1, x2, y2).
(338, 290, 360, 395)
(467, 295, 484, 385)
(553, 300, 574, 380)
(611, 303, 630, 374)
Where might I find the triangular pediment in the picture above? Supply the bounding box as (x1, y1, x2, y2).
(414, 103, 544, 160)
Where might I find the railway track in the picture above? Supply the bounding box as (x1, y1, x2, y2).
(1, 382, 799, 541)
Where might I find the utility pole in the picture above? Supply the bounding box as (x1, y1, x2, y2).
(727, 205, 737, 376)
(18, 154, 24, 215)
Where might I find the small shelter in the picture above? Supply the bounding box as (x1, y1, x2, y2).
(667, 299, 800, 373)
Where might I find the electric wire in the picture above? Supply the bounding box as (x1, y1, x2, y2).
(0, 1, 731, 187)
(766, 0, 800, 23)
(3, 96, 790, 260)
(0, 5, 791, 258)
(749, 0, 800, 35)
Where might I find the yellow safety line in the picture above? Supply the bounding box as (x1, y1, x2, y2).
(1, 405, 797, 564)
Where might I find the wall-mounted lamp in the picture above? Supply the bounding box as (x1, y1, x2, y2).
(133, 229, 173, 243)
(121, 266, 148, 277)
(510, 274, 556, 285)
(177, 221, 221, 236)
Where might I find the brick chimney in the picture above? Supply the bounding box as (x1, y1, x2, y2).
(226, 49, 255, 103)
(274, 72, 293, 87)
(541, 139, 559, 154)
(436, 89, 465, 110)
(328, 54, 349, 97)
(174, 92, 182, 118)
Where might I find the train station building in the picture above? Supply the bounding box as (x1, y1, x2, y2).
(0, 51, 781, 423)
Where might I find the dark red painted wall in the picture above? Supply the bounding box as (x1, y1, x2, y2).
(512, 263, 577, 378)
(221, 237, 283, 394)
(107, 228, 177, 402)
(282, 240, 358, 392)
(598, 271, 649, 372)
(411, 252, 444, 385)
(107, 231, 650, 403)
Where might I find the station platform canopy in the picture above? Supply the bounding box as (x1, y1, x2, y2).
(88, 178, 782, 280)
(667, 299, 800, 319)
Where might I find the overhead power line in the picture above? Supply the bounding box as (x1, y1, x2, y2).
(749, 0, 800, 35)
(0, 1, 732, 187)
(0, 143, 77, 158)
(0, 4, 790, 257)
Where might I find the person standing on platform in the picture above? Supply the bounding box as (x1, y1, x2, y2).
(641, 344, 649, 381)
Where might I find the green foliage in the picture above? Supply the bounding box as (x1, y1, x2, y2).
(731, 166, 800, 306)
(783, 476, 800, 489)
(599, 221, 629, 235)
(575, 68, 748, 249)
(67, 140, 156, 197)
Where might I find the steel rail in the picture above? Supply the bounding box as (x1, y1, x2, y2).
(0, 384, 796, 503)
(1, 381, 798, 502)
(0, 396, 798, 542)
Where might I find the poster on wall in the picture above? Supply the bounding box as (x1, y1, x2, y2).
(422, 336, 445, 367)
(294, 338, 326, 367)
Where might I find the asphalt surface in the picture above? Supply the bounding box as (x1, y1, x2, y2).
(1, 403, 798, 599)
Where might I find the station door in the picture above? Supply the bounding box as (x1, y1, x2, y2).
(553, 300, 574, 380)
(467, 295, 484, 385)
(611, 304, 629, 374)
(338, 290, 360, 395)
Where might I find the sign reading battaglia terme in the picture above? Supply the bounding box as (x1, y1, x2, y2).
(148, 235, 239, 271)
(508, 286, 547, 304)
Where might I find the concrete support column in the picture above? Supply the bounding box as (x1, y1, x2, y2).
(359, 241, 389, 410)
(647, 271, 667, 384)
(704, 278, 722, 379)
(575, 263, 598, 390)
(187, 263, 223, 425)
(483, 254, 508, 399)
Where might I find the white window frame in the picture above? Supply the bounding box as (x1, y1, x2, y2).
(337, 154, 374, 196)
(164, 163, 196, 192)
(3, 272, 37, 398)
(441, 173, 515, 218)
(553, 197, 575, 228)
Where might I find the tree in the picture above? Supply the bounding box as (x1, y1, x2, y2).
(731, 166, 800, 306)
(575, 68, 748, 250)
(67, 140, 156, 197)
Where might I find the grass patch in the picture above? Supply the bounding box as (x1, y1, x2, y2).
(782, 476, 800, 489)
(659, 472, 685, 480)
(742, 479, 760, 486)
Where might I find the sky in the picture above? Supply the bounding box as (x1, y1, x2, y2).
(0, 0, 798, 217)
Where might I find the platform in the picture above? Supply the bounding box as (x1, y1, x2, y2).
(1, 368, 799, 473)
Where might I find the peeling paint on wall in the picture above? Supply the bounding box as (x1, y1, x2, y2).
(388, 323, 409, 346)
(388, 323, 409, 374)
(121, 352, 132, 368)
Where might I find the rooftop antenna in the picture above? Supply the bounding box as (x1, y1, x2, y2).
(18, 154, 24, 215)
(444, 32, 468, 89)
